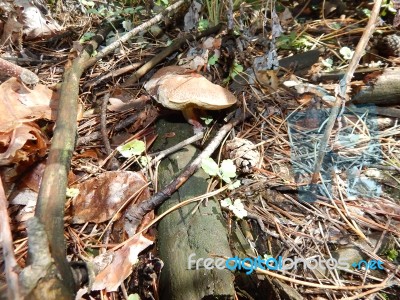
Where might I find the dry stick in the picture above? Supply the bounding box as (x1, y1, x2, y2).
(121, 24, 222, 87)
(35, 24, 115, 293)
(0, 178, 21, 300)
(129, 113, 244, 225)
(226, 0, 234, 33)
(84, 61, 143, 88)
(0, 57, 39, 84)
(113, 186, 229, 251)
(100, 92, 112, 155)
(35, 1, 189, 286)
(311, 0, 382, 184)
(83, 0, 189, 70)
(148, 131, 204, 165)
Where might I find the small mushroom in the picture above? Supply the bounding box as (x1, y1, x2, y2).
(144, 66, 237, 128)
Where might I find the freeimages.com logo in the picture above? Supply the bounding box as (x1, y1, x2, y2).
(188, 253, 384, 275)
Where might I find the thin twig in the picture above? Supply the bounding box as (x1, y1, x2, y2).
(112, 186, 229, 251)
(83, 0, 189, 69)
(121, 24, 222, 87)
(146, 131, 204, 169)
(100, 93, 112, 155)
(311, 0, 383, 183)
(129, 112, 245, 226)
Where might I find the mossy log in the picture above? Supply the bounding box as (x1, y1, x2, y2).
(153, 117, 235, 300)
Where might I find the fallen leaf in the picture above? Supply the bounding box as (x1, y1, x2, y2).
(70, 171, 150, 224)
(91, 234, 153, 292)
(0, 122, 48, 166)
(0, 78, 58, 132)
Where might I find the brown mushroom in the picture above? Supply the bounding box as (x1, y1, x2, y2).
(144, 66, 237, 128)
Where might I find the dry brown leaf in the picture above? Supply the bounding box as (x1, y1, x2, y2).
(70, 171, 150, 224)
(21, 161, 46, 192)
(91, 233, 153, 292)
(15, 0, 62, 40)
(0, 13, 23, 46)
(0, 122, 48, 166)
(108, 91, 149, 112)
(0, 78, 58, 132)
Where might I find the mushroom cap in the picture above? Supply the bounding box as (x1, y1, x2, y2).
(144, 66, 237, 111)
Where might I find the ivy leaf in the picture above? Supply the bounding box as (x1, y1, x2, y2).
(201, 157, 219, 176)
(117, 140, 145, 158)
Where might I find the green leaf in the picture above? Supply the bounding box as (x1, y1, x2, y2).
(231, 199, 247, 219)
(221, 198, 247, 219)
(220, 198, 233, 208)
(128, 293, 141, 300)
(208, 54, 219, 66)
(66, 188, 79, 198)
(201, 157, 219, 176)
(117, 140, 146, 158)
(221, 175, 232, 183)
(79, 32, 95, 43)
(340, 47, 354, 60)
(386, 249, 398, 261)
(122, 20, 132, 31)
(81, 0, 95, 7)
(321, 58, 333, 68)
(220, 159, 236, 180)
(228, 180, 241, 190)
(198, 19, 210, 31)
(200, 116, 213, 125)
(139, 156, 151, 166)
(231, 62, 243, 79)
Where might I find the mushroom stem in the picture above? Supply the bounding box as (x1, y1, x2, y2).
(182, 107, 204, 130)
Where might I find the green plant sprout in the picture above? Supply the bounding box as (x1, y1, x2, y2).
(385, 249, 398, 261)
(155, 0, 169, 7)
(223, 61, 244, 84)
(208, 53, 219, 66)
(321, 57, 334, 71)
(380, 0, 397, 17)
(200, 116, 213, 125)
(277, 32, 313, 50)
(205, 0, 222, 26)
(66, 187, 79, 198)
(201, 157, 240, 190)
(340, 46, 354, 60)
(201, 157, 236, 183)
(198, 18, 210, 31)
(79, 32, 95, 43)
(230, 61, 243, 79)
(117, 139, 145, 158)
(221, 198, 247, 219)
